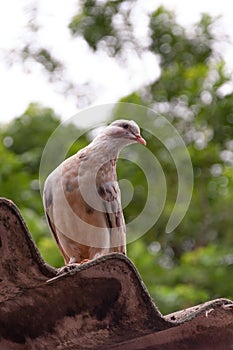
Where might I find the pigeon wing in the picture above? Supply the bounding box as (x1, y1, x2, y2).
(97, 181, 126, 254)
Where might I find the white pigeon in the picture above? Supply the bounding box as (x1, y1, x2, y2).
(43, 119, 146, 264)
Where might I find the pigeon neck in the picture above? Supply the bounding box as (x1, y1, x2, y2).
(90, 136, 122, 161)
(85, 139, 118, 181)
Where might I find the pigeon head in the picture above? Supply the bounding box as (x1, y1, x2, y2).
(104, 119, 146, 146)
(89, 119, 146, 159)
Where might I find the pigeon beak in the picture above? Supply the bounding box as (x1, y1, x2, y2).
(135, 133, 147, 146)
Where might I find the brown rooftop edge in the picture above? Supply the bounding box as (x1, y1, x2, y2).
(0, 197, 233, 350)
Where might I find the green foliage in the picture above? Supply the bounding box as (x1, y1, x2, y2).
(150, 8, 213, 68)
(1, 104, 75, 267)
(127, 239, 233, 314)
(69, 0, 137, 55)
(0, 103, 92, 267)
(2, 103, 60, 175)
(1, 2, 233, 314)
(17, 44, 64, 78)
(69, 0, 119, 51)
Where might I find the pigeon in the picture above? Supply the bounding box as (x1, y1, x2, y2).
(43, 119, 146, 265)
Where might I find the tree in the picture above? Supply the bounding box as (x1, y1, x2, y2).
(1, 103, 87, 267)
(1, 2, 233, 314)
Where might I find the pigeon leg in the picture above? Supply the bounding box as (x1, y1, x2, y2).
(79, 259, 90, 264)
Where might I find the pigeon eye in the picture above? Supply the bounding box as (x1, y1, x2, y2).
(122, 123, 129, 129)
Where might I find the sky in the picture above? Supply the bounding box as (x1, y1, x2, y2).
(0, 0, 233, 124)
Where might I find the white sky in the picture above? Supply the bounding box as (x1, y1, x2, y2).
(0, 0, 233, 124)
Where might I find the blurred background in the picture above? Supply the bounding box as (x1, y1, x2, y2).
(1, 0, 233, 314)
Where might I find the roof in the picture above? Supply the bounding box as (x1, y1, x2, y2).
(0, 197, 233, 350)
